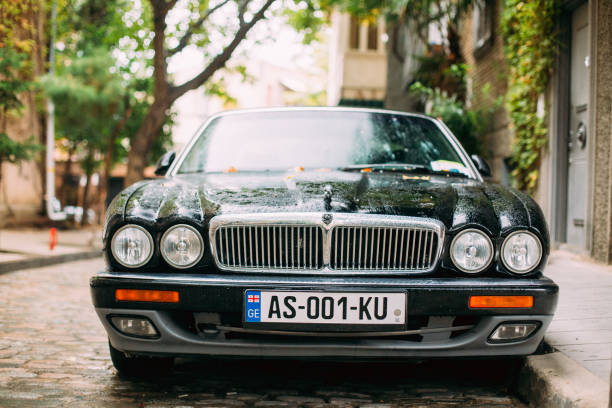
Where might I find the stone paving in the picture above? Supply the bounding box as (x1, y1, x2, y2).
(0, 258, 526, 407)
(544, 250, 612, 381)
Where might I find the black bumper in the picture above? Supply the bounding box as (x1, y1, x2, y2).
(91, 271, 558, 316)
(91, 272, 558, 358)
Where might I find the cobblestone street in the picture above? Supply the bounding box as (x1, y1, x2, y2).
(0, 259, 526, 407)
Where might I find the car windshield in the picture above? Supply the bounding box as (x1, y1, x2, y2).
(177, 110, 472, 177)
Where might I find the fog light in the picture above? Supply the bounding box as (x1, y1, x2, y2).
(110, 316, 159, 339)
(489, 322, 539, 343)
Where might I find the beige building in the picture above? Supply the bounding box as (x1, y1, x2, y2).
(327, 12, 387, 106)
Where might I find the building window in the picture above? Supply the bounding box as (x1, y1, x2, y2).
(367, 23, 378, 50)
(349, 16, 360, 49)
(473, 0, 493, 58)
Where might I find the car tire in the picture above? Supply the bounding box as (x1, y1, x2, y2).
(108, 340, 173, 376)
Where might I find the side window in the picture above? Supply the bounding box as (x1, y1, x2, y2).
(349, 16, 360, 50)
(367, 22, 378, 50)
(473, 0, 493, 58)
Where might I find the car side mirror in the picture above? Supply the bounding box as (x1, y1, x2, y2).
(471, 154, 491, 178)
(154, 151, 176, 176)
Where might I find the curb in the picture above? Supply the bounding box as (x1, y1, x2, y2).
(517, 351, 610, 407)
(0, 250, 102, 275)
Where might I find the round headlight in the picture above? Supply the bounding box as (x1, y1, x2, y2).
(501, 231, 542, 274)
(111, 225, 154, 268)
(161, 224, 204, 269)
(450, 229, 493, 273)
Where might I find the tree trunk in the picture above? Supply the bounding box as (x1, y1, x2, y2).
(123, 0, 275, 186)
(59, 148, 74, 205)
(124, 0, 171, 186)
(98, 103, 132, 220)
(124, 99, 169, 186)
(80, 171, 91, 226)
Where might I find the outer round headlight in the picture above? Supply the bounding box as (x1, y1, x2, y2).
(111, 225, 154, 268)
(161, 224, 204, 269)
(450, 229, 493, 273)
(501, 231, 542, 274)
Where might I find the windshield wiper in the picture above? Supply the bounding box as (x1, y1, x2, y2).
(339, 163, 470, 178)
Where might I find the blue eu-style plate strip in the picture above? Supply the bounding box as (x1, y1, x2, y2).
(245, 290, 261, 322)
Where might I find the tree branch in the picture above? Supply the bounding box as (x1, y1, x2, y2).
(170, 0, 275, 101)
(167, 0, 231, 57)
(237, 0, 251, 25)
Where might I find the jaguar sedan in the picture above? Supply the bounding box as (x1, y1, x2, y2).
(91, 107, 558, 374)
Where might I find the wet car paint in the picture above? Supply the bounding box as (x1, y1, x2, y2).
(103, 169, 549, 277)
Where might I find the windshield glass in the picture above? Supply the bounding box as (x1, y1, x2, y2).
(177, 110, 472, 176)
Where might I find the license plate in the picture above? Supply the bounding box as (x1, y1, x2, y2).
(244, 291, 406, 325)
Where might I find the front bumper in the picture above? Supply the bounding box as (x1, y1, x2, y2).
(91, 271, 558, 358)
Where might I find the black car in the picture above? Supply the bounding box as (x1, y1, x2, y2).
(91, 107, 558, 374)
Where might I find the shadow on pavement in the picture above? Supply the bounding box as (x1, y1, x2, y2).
(105, 358, 525, 407)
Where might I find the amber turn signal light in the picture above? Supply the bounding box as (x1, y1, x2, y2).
(469, 295, 533, 308)
(115, 289, 179, 303)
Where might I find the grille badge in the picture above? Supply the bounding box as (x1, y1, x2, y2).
(322, 213, 333, 225)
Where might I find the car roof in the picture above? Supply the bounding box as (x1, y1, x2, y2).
(205, 106, 435, 121)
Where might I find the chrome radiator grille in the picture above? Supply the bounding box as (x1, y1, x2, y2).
(214, 225, 324, 270)
(209, 213, 444, 275)
(329, 227, 438, 271)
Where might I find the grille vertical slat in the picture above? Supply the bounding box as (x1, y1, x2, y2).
(410, 229, 416, 269)
(309, 227, 313, 268)
(315, 227, 318, 269)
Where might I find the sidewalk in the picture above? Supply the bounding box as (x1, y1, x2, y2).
(545, 250, 612, 382)
(0, 228, 102, 274)
(519, 250, 612, 407)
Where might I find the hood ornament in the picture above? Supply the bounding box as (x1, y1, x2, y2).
(323, 184, 333, 211)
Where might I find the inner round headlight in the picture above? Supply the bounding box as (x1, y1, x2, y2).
(111, 225, 154, 268)
(450, 229, 493, 273)
(161, 224, 204, 269)
(501, 231, 542, 274)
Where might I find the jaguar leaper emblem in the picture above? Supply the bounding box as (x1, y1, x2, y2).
(322, 213, 333, 225)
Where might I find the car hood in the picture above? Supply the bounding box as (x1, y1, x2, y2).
(107, 170, 547, 237)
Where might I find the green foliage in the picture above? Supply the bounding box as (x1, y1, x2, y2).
(410, 80, 499, 156)
(501, 0, 558, 192)
(413, 53, 467, 101)
(40, 49, 126, 175)
(50, 0, 172, 172)
(0, 49, 30, 114)
(0, 134, 42, 165)
(0, 47, 43, 176)
(0, 0, 38, 52)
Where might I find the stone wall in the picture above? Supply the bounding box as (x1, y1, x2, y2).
(590, 0, 612, 263)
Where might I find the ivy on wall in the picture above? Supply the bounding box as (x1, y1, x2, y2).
(501, 0, 558, 193)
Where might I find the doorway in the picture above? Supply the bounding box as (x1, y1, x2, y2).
(564, 2, 590, 250)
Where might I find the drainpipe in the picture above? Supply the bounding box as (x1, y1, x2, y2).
(45, 0, 66, 221)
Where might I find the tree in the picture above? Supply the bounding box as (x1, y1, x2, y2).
(0, 50, 43, 217)
(124, 0, 278, 185)
(45, 0, 173, 221)
(0, 1, 44, 218)
(40, 50, 127, 224)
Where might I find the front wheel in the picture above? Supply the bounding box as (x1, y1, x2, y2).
(108, 340, 173, 376)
